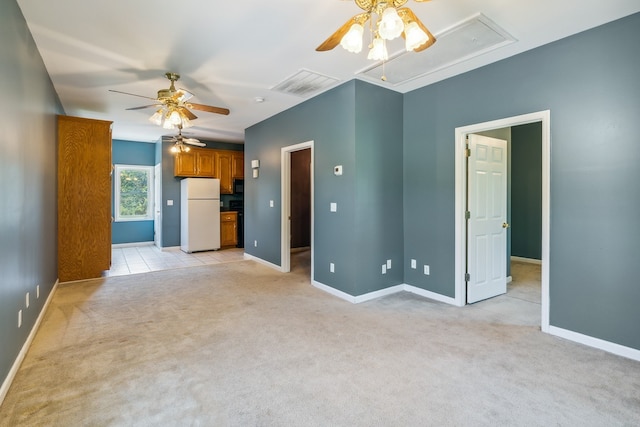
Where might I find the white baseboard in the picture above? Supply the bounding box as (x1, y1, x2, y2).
(507, 276, 513, 284)
(354, 285, 404, 304)
(312, 280, 359, 303)
(510, 256, 542, 265)
(403, 284, 459, 306)
(0, 279, 59, 406)
(243, 253, 284, 272)
(548, 325, 640, 362)
(111, 241, 155, 248)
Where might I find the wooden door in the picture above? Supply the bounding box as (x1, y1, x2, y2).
(58, 115, 112, 282)
(290, 148, 311, 248)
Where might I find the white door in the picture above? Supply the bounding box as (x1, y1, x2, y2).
(467, 134, 508, 303)
(154, 164, 162, 248)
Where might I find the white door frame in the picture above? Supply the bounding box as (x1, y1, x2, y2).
(454, 110, 551, 332)
(280, 141, 314, 275)
(154, 163, 162, 249)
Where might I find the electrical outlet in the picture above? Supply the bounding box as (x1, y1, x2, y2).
(18, 310, 22, 328)
(25, 292, 29, 308)
(382, 264, 387, 274)
(254, 240, 258, 247)
(411, 259, 417, 269)
(269, 200, 274, 207)
(386, 259, 392, 269)
(330, 263, 335, 273)
(167, 199, 173, 206)
(330, 202, 337, 212)
(424, 265, 430, 275)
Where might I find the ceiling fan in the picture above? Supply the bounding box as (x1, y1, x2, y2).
(317, 0, 436, 61)
(109, 72, 230, 129)
(168, 126, 206, 153)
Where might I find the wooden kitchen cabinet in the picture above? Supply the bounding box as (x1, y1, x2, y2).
(174, 148, 242, 191)
(216, 151, 233, 194)
(220, 211, 238, 247)
(58, 115, 112, 282)
(232, 151, 244, 179)
(174, 147, 216, 177)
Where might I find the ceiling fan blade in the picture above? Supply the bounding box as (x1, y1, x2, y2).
(413, 0, 432, 2)
(185, 139, 206, 147)
(189, 103, 230, 116)
(316, 13, 370, 51)
(178, 107, 198, 120)
(176, 88, 194, 102)
(126, 104, 162, 111)
(398, 8, 437, 52)
(108, 89, 156, 100)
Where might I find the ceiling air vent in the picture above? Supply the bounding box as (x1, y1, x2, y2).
(272, 69, 340, 97)
(359, 13, 516, 85)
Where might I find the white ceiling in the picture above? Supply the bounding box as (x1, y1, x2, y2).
(17, 0, 640, 143)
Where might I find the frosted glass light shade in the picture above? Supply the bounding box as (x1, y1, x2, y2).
(340, 23, 364, 53)
(149, 110, 163, 125)
(367, 37, 388, 61)
(168, 110, 182, 125)
(378, 7, 404, 40)
(404, 21, 429, 51)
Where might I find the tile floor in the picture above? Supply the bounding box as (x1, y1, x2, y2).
(107, 245, 245, 277)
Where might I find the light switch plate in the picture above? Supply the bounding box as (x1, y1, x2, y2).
(167, 200, 173, 206)
(330, 202, 337, 212)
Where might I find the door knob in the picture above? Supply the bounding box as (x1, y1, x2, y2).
(502, 222, 510, 229)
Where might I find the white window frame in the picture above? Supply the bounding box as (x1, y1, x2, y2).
(114, 164, 154, 222)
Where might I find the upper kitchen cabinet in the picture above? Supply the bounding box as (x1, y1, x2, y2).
(174, 148, 243, 194)
(216, 150, 233, 194)
(174, 147, 216, 178)
(58, 115, 113, 282)
(232, 151, 244, 179)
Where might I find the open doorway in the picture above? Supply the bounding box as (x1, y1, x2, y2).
(280, 141, 314, 276)
(454, 111, 550, 332)
(289, 148, 312, 274)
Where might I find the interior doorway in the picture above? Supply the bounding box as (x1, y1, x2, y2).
(281, 141, 314, 276)
(154, 163, 162, 249)
(454, 111, 550, 332)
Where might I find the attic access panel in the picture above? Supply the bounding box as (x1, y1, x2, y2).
(359, 14, 516, 85)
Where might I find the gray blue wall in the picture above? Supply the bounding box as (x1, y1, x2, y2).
(111, 139, 156, 244)
(159, 139, 243, 248)
(246, 80, 404, 296)
(403, 13, 640, 349)
(0, 0, 63, 388)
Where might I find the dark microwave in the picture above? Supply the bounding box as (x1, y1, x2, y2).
(233, 179, 244, 194)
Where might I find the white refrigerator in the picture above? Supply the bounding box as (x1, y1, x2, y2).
(180, 178, 220, 253)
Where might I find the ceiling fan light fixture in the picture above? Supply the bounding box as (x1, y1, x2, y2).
(378, 7, 404, 40)
(368, 37, 388, 61)
(340, 23, 364, 53)
(168, 110, 182, 125)
(404, 21, 429, 51)
(149, 110, 164, 126)
(181, 116, 193, 128)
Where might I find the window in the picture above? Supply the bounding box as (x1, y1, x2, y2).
(114, 165, 154, 222)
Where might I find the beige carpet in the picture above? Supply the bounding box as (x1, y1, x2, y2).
(1, 254, 639, 426)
